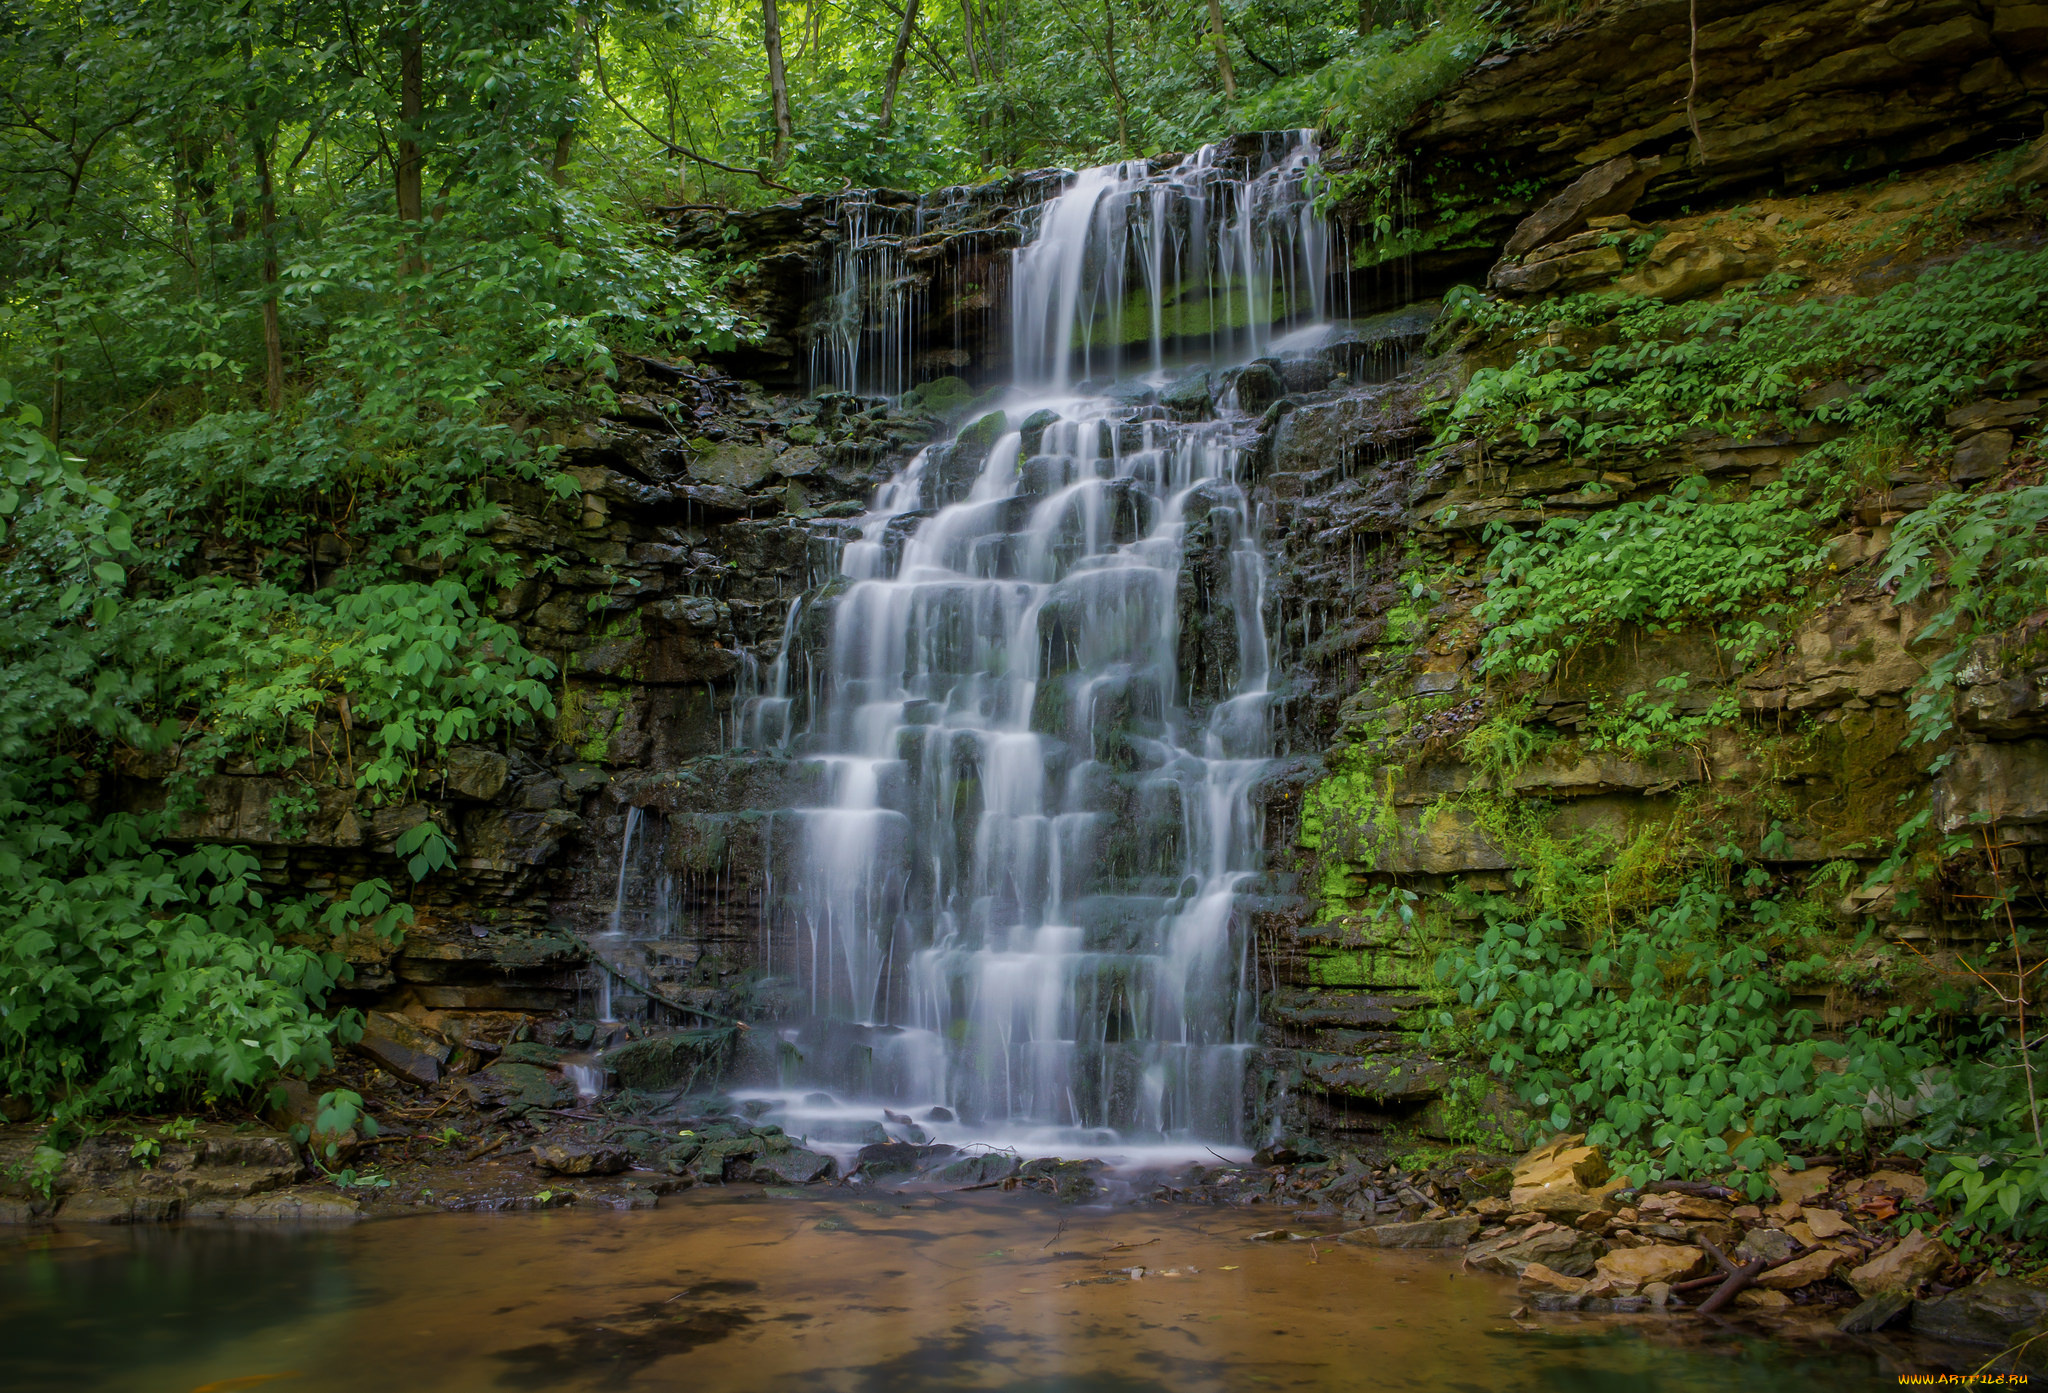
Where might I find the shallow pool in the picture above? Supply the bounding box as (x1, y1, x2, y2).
(0, 1191, 1944, 1391)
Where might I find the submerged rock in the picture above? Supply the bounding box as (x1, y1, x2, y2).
(1344, 1216, 1480, 1249)
(1839, 1291, 1913, 1334)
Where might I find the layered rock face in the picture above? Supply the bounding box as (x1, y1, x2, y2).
(1354, 0, 2047, 285)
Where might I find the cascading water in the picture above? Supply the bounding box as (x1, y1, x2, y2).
(738, 132, 1336, 1164)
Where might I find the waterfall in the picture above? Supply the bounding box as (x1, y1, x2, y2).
(808, 199, 920, 397)
(741, 132, 1333, 1162)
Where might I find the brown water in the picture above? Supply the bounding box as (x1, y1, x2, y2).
(1, 1192, 1925, 1391)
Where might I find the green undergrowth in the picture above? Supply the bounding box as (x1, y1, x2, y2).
(1445, 246, 2048, 699)
(1339, 235, 2048, 1226)
(0, 9, 752, 1122)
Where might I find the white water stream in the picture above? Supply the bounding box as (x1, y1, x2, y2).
(728, 133, 1335, 1163)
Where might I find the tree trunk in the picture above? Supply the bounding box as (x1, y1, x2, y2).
(397, 24, 424, 272)
(960, 0, 982, 82)
(1358, 0, 1373, 35)
(1100, 0, 1128, 151)
(880, 0, 921, 132)
(763, 0, 793, 166)
(1206, 0, 1235, 97)
(552, 17, 590, 185)
(250, 125, 285, 414)
(48, 341, 62, 448)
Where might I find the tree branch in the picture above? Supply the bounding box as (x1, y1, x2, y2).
(592, 46, 798, 195)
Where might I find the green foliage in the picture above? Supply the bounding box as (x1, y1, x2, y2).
(1474, 476, 1825, 677)
(0, 0, 672, 1119)
(1245, 6, 1496, 143)
(170, 578, 555, 794)
(1433, 850, 1935, 1185)
(1880, 483, 2048, 746)
(1450, 246, 2048, 680)
(1449, 248, 2048, 460)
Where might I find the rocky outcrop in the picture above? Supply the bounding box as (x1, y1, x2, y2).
(1366, 0, 2047, 283)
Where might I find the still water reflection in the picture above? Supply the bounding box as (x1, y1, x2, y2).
(2, 1191, 1911, 1391)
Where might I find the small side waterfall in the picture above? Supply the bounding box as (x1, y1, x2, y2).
(740, 132, 1336, 1162)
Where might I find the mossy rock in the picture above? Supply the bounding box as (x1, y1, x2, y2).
(480, 1060, 575, 1110)
(1018, 408, 1061, 454)
(925, 1152, 1019, 1186)
(602, 1028, 736, 1092)
(742, 1147, 836, 1185)
(956, 409, 1008, 455)
(909, 375, 974, 414)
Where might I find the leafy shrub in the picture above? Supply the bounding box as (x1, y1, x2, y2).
(1433, 849, 1936, 1186)
(1881, 483, 2048, 746)
(170, 579, 555, 794)
(0, 392, 423, 1119)
(1475, 475, 1825, 677)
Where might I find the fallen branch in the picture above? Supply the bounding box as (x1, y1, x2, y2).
(1692, 1237, 1767, 1314)
(1638, 1180, 1741, 1200)
(1670, 1242, 1820, 1294)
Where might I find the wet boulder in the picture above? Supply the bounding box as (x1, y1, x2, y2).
(1464, 1222, 1606, 1278)
(353, 1011, 451, 1088)
(601, 1030, 736, 1092)
(533, 1141, 631, 1176)
(1227, 360, 1284, 413)
(851, 1142, 958, 1182)
(1912, 1278, 2048, 1351)
(905, 375, 974, 417)
(923, 1152, 1020, 1187)
(743, 1147, 837, 1185)
(1019, 1157, 1106, 1203)
(1254, 1136, 1328, 1167)
(1839, 1291, 1914, 1334)
(1160, 371, 1214, 420)
(1018, 408, 1062, 454)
